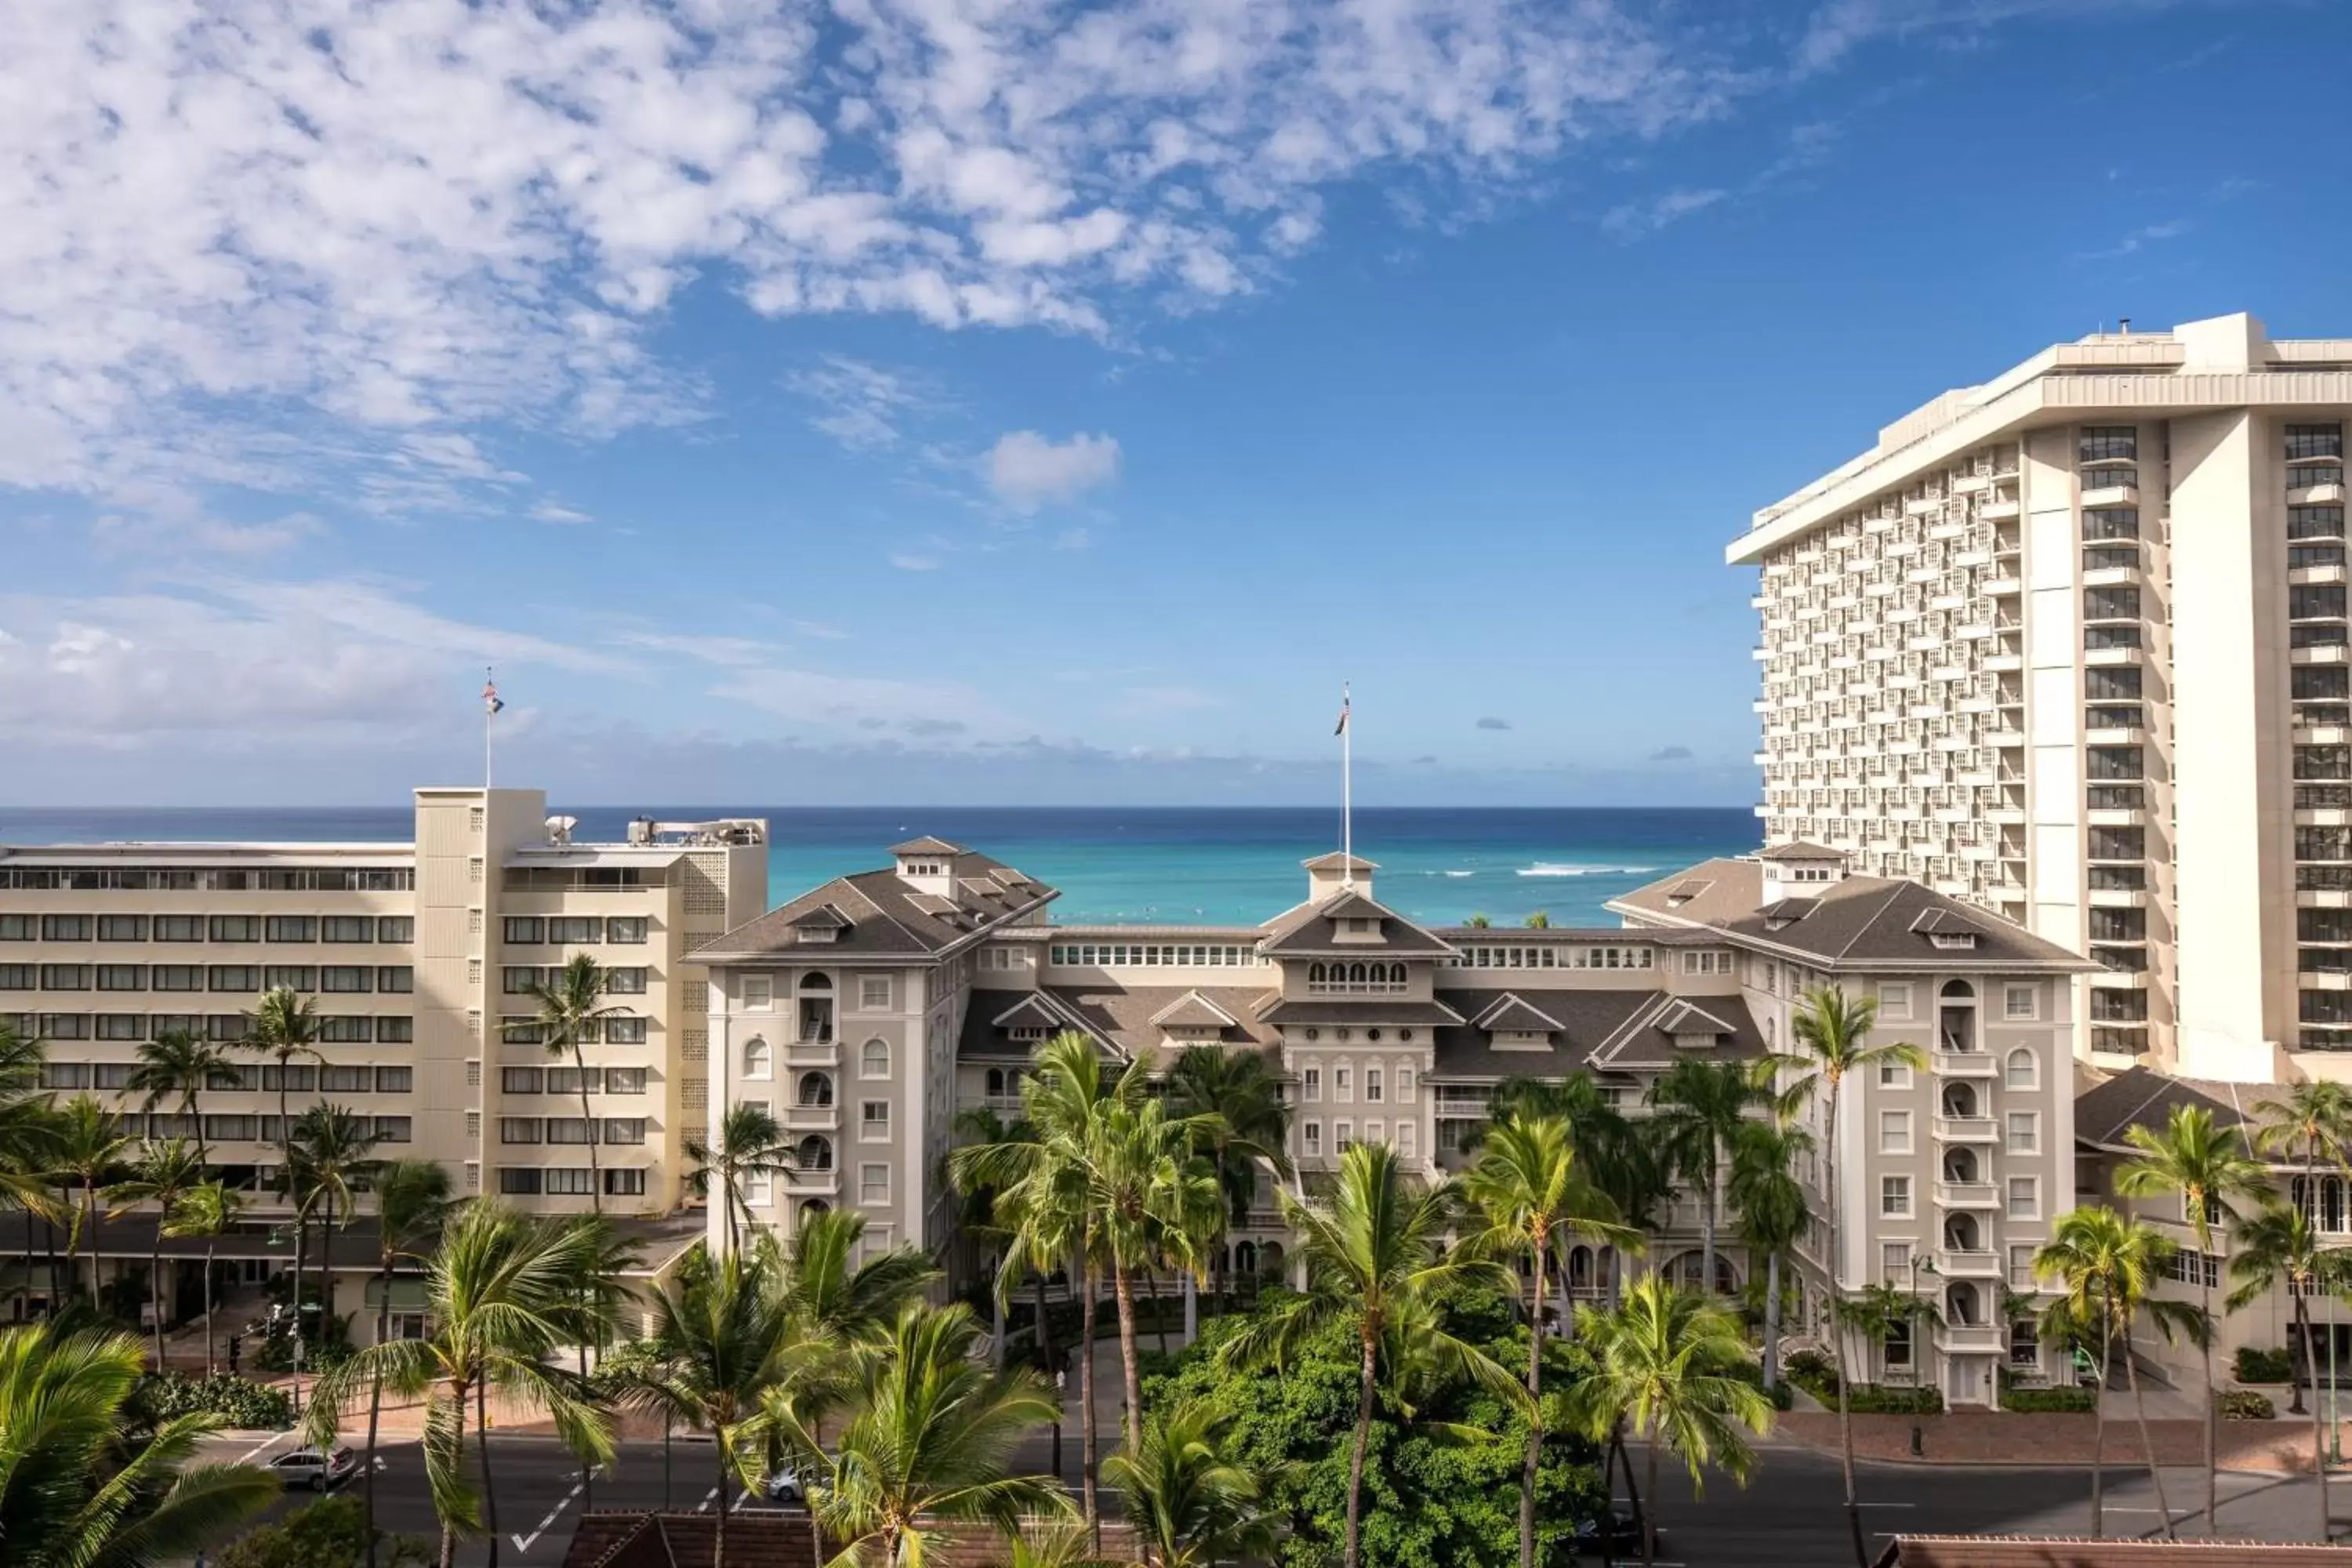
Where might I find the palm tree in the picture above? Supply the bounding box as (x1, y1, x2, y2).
(772, 1302, 1073, 1567)
(361, 1160, 453, 1568)
(685, 1101, 796, 1255)
(1092, 1093, 1221, 1453)
(246, 985, 325, 1196)
(1729, 1119, 1811, 1393)
(1649, 1058, 1762, 1298)
(1834, 1282, 1941, 1390)
(782, 1207, 938, 1342)
(1774, 984, 1922, 1568)
(128, 1028, 225, 1162)
(43, 1094, 134, 1306)
(163, 1180, 245, 1375)
(2252, 1082, 2352, 1417)
(2036, 1205, 2209, 1540)
(1218, 1141, 1523, 1568)
(1105, 1398, 1279, 1568)
(104, 1137, 206, 1366)
(2228, 1198, 2350, 1542)
(307, 1201, 615, 1568)
(505, 954, 628, 1216)
(1461, 1112, 1632, 1568)
(1163, 1044, 1293, 1319)
(0, 1323, 281, 1566)
(286, 1105, 383, 1402)
(1564, 1278, 1774, 1567)
(2112, 1103, 2269, 1537)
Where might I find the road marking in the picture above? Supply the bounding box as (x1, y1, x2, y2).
(237, 1432, 296, 1465)
(696, 1486, 720, 1514)
(507, 1468, 593, 1552)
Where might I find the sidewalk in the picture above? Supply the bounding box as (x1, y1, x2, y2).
(1775, 1409, 2352, 1473)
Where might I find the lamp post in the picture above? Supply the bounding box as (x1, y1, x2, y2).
(1909, 1254, 1939, 1390)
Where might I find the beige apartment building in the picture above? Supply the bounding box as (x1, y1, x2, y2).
(695, 836, 2087, 1408)
(1738, 311, 2352, 1083)
(0, 786, 765, 1232)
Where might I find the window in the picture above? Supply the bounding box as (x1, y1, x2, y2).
(548, 1068, 597, 1094)
(604, 967, 647, 994)
(742, 975, 773, 1011)
(546, 1118, 594, 1145)
(1302, 1068, 1323, 1102)
(545, 1168, 594, 1196)
(502, 966, 546, 995)
(42, 915, 92, 942)
(319, 1016, 372, 1044)
(1878, 982, 1911, 1021)
(1335, 1120, 1356, 1152)
(1878, 1060, 1913, 1091)
(604, 1017, 647, 1044)
(744, 1171, 774, 1207)
(2005, 1177, 2039, 1220)
(606, 1067, 647, 1094)
(0, 916, 31, 941)
(97, 916, 147, 942)
(376, 1066, 413, 1092)
(39, 1014, 89, 1040)
(1396, 1066, 1414, 1102)
(207, 966, 258, 992)
(608, 918, 648, 944)
(265, 916, 318, 943)
(1882, 1319, 1911, 1370)
(1881, 1242, 1911, 1282)
(2004, 985, 2036, 1020)
(1880, 1176, 1911, 1218)
(262, 965, 317, 991)
(0, 966, 28, 990)
(2008, 1319, 2040, 1368)
(604, 1168, 647, 1196)
(2080, 426, 2137, 463)
(860, 1163, 891, 1203)
(549, 917, 598, 944)
(1304, 1121, 1323, 1156)
(377, 917, 413, 944)
(2006, 1112, 2039, 1154)
(862, 1039, 890, 1079)
(154, 916, 202, 943)
(321, 1065, 370, 1093)
(860, 975, 892, 1010)
(1334, 1066, 1352, 1102)
(96, 1015, 144, 1040)
(503, 917, 545, 945)
(41, 1062, 91, 1089)
(41, 965, 89, 990)
(499, 1169, 543, 1196)
(1878, 1111, 1911, 1154)
(862, 1101, 890, 1139)
(742, 1037, 771, 1080)
(377, 967, 414, 993)
(376, 1016, 413, 1044)
(2009, 1245, 2038, 1290)
(207, 916, 259, 943)
(1364, 1068, 1383, 1103)
(321, 916, 372, 943)
(500, 1119, 543, 1144)
(604, 1118, 647, 1145)
(321, 966, 372, 993)
(93, 964, 143, 992)
(1396, 1120, 1416, 1160)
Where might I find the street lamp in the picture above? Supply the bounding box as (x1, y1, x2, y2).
(1907, 1255, 1937, 1388)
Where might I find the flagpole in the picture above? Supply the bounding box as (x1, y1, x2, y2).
(485, 666, 495, 790)
(1341, 682, 1352, 887)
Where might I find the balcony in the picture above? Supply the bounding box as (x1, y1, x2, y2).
(1432, 1091, 1494, 1121)
(1936, 1322, 2005, 1353)
(1936, 1180, 2000, 1209)
(1305, 980, 1408, 996)
(2084, 645, 2145, 667)
(1933, 1116, 1998, 1143)
(2291, 481, 2348, 507)
(2081, 483, 2140, 510)
(1934, 1051, 1998, 1078)
(1935, 1249, 2004, 1279)
(786, 1038, 838, 1065)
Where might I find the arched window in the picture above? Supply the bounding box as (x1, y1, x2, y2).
(800, 972, 833, 991)
(1940, 978, 1976, 1000)
(861, 1038, 890, 1079)
(797, 1134, 833, 1171)
(985, 1067, 1006, 1098)
(2005, 1048, 2036, 1090)
(1309, 962, 1327, 985)
(742, 1036, 771, 1080)
(800, 1199, 830, 1221)
(797, 1070, 833, 1108)
(1765, 1015, 1777, 1047)
(1389, 963, 1406, 985)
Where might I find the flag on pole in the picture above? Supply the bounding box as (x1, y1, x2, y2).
(483, 674, 505, 716)
(1334, 686, 1350, 735)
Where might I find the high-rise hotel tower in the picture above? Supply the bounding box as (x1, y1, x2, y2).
(1738, 313, 2351, 1083)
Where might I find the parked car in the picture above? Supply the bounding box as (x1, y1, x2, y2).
(1573, 1505, 1643, 1559)
(270, 1446, 359, 1492)
(763, 1464, 801, 1503)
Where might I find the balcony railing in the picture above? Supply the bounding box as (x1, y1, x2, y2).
(1933, 1116, 1998, 1143)
(1935, 1249, 2003, 1279)
(1936, 1180, 1999, 1209)
(1934, 1051, 1998, 1077)
(1936, 1322, 2004, 1353)
(1305, 981, 1409, 996)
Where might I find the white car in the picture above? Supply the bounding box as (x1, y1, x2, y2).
(763, 1465, 802, 1503)
(270, 1445, 359, 1492)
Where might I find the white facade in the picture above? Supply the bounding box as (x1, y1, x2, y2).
(1737, 312, 2352, 1083)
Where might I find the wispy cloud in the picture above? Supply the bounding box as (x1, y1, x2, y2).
(1600, 187, 1726, 240)
(1475, 716, 1513, 731)
(785, 356, 935, 452)
(985, 431, 1122, 513)
(2079, 218, 2190, 260)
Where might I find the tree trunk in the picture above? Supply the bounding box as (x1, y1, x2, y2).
(1763, 1250, 1783, 1391)
(290, 1204, 308, 1416)
(204, 1238, 218, 1377)
(1700, 1144, 1718, 1297)
(479, 1375, 501, 1566)
(1521, 1233, 1546, 1568)
(368, 1255, 390, 1568)
(1112, 1255, 1143, 1454)
(2089, 1296, 2108, 1538)
(575, 1044, 602, 1218)
(2123, 1316, 2175, 1538)
(1345, 1321, 1377, 1568)
(1080, 1254, 1099, 1554)
(1036, 1273, 1062, 1482)
(150, 1225, 166, 1367)
(1822, 1080, 1867, 1568)
(1609, 1419, 1645, 1544)
(1643, 1433, 1662, 1567)
(439, 1378, 468, 1568)
(2200, 1265, 2219, 1537)
(84, 1178, 102, 1304)
(714, 1433, 729, 1568)
(2303, 1291, 2331, 1543)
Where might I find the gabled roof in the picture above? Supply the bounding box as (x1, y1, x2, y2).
(1470, 993, 1566, 1033)
(960, 985, 1280, 1069)
(990, 993, 1064, 1031)
(701, 846, 1058, 961)
(1428, 989, 1657, 1078)
(1758, 840, 1843, 862)
(1149, 990, 1240, 1030)
(1610, 858, 2091, 971)
(787, 904, 850, 930)
(1302, 851, 1380, 872)
(1911, 908, 1980, 935)
(1587, 993, 1766, 1070)
(2074, 1065, 2270, 1149)
(1258, 887, 1457, 958)
(889, 836, 964, 855)
(1653, 997, 1740, 1036)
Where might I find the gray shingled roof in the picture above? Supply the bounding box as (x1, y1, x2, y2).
(2074, 1065, 2278, 1149)
(1429, 989, 1655, 1078)
(889, 836, 964, 855)
(1149, 991, 1240, 1030)
(702, 848, 1056, 960)
(1610, 858, 2089, 971)
(1469, 993, 1566, 1033)
(1255, 997, 1466, 1027)
(1757, 840, 1842, 862)
(1258, 888, 1457, 958)
(957, 984, 1282, 1069)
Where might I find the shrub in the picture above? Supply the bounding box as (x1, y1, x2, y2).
(2001, 1384, 2097, 1414)
(1843, 1384, 1944, 1415)
(218, 1495, 430, 1568)
(2220, 1389, 2276, 1421)
(2234, 1345, 2294, 1385)
(1724, 1356, 1796, 1412)
(134, 1373, 293, 1430)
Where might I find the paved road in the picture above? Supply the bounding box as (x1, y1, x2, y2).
(204, 1430, 2352, 1567)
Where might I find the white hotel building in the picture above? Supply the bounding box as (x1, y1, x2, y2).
(1738, 312, 2352, 1083)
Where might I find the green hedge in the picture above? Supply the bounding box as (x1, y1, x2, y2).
(2234, 1346, 2294, 1385)
(136, 1374, 293, 1430)
(2001, 1385, 2096, 1413)
(1784, 1357, 1942, 1414)
(2220, 1389, 2276, 1421)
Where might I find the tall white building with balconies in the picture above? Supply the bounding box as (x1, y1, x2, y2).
(1737, 312, 2352, 1083)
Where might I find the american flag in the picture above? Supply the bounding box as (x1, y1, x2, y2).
(483, 675, 505, 716)
(1334, 686, 1350, 736)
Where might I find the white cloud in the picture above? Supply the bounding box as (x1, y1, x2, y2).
(713, 664, 1004, 738)
(530, 501, 593, 525)
(890, 550, 944, 572)
(790, 619, 850, 641)
(785, 355, 935, 451)
(2080, 218, 2190, 260)
(986, 431, 1122, 513)
(611, 631, 782, 667)
(1600, 187, 1727, 239)
(0, 0, 1730, 501)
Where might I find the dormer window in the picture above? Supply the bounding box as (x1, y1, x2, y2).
(1929, 931, 1979, 950)
(1007, 1025, 1048, 1043)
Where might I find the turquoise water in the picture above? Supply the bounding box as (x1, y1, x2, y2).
(0, 806, 1757, 927)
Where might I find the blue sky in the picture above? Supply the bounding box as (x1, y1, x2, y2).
(2, 0, 2345, 807)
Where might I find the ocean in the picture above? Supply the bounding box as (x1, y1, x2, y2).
(0, 806, 1759, 929)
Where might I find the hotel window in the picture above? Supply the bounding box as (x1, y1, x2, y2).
(503, 918, 545, 945)
(1878, 1059, 1912, 1091)
(96, 965, 143, 991)
(377, 967, 413, 993)
(2288, 423, 2345, 461)
(207, 916, 259, 943)
(502, 967, 546, 995)
(322, 917, 372, 943)
(604, 1119, 647, 1145)
(377, 917, 413, 943)
(319, 1017, 372, 1044)
(376, 1017, 413, 1044)
(549, 1068, 597, 1094)
(862, 1039, 891, 1078)
(263, 966, 317, 991)
(93, 1062, 136, 1088)
(1878, 1111, 1911, 1155)
(1880, 1176, 1911, 1218)
(742, 975, 773, 1011)
(2007, 1113, 2039, 1154)
(2008, 1246, 2038, 1290)
(97, 916, 147, 942)
(606, 1067, 648, 1094)
(549, 917, 597, 944)
(42, 915, 93, 942)
(2079, 426, 2137, 463)
(742, 1038, 772, 1080)
(36, 1014, 86, 1040)
(321, 1065, 371, 1093)
(41, 965, 89, 990)
(1365, 1119, 1385, 1145)
(500, 1119, 543, 1145)
(154, 916, 202, 943)
(860, 976, 892, 1010)
(546, 1118, 594, 1145)
(604, 1017, 647, 1044)
(1334, 1066, 1352, 1102)
(2006, 1177, 2039, 1220)
(96, 1014, 143, 1041)
(321, 966, 372, 993)
(862, 1101, 890, 1139)
(265, 916, 318, 943)
(605, 967, 647, 994)
(743, 1171, 772, 1207)
(1396, 1120, 1416, 1160)
(0, 916, 31, 941)
(499, 1167, 543, 1196)
(1303, 1121, 1323, 1156)
(1883, 1320, 1911, 1370)
(2004, 985, 2037, 1020)
(1335, 1120, 1355, 1152)
(604, 1168, 646, 1196)
(376, 1066, 413, 1092)
(0, 966, 27, 989)
(545, 1168, 593, 1196)
(1881, 1242, 1911, 1282)
(1302, 1068, 1323, 1102)
(608, 917, 648, 944)
(860, 1163, 891, 1204)
(207, 966, 259, 993)
(1396, 1066, 1414, 1102)
(1877, 982, 1911, 1021)
(1364, 1069, 1383, 1103)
